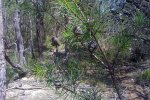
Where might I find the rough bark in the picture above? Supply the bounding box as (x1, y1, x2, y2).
(35, 12, 43, 57)
(0, 0, 6, 99)
(29, 14, 35, 59)
(33, 0, 45, 58)
(14, 8, 26, 66)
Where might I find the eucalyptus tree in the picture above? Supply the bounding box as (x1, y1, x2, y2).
(0, 0, 6, 99)
(14, 0, 26, 66)
(32, 0, 45, 58)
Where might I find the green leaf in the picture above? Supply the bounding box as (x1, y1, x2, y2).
(57, 0, 84, 20)
(135, 11, 145, 26)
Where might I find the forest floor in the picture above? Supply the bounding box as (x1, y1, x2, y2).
(118, 60, 150, 100)
(6, 61, 150, 100)
(6, 76, 62, 100)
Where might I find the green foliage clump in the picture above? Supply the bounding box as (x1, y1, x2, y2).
(137, 70, 150, 86)
(6, 66, 16, 82)
(45, 63, 55, 85)
(66, 58, 84, 83)
(135, 11, 145, 26)
(112, 33, 131, 53)
(45, 36, 53, 50)
(31, 61, 47, 79)
(79, 87, 102, 100)
(31, 60, 55, 81)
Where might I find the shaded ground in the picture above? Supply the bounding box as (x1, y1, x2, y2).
(6, 76, 61, 100)
(118, 61, 150, 100)
(6, 61, 150, 100)
(6, 75, 116, 100)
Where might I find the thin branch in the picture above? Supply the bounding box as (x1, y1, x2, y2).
(91, 33, 123, 100)
(91, 54, 108, 69)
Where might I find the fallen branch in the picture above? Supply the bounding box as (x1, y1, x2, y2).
(5, 53, 27, 78)
(6, 87, 46, 91)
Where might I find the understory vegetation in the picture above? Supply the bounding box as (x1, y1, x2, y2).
(4, 0, 150, 100)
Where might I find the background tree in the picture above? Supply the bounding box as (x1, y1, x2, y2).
(14, 0, 26, 66)
(0, 0, 6, 99)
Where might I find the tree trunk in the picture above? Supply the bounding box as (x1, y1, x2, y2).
(35, 12, 43, 58)
(33, 0, 44, 58)
(0, 0, 6, 99)
(29, 14, 35, 59)
(14, 9, 26, 66)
